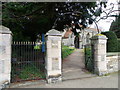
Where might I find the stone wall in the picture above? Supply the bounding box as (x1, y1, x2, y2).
(106, 53, 120, 73)
(62, 36, 74, 46)
(0, 25, 12, 89)
(62, 38, 69, 46)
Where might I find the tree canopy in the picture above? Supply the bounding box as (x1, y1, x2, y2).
(109, 14, 120, 38)
(101, 31, 118, 52)
(2, 2, 107, 41)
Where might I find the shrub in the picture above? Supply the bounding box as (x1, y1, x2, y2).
(19, 64, 45, 80)
(62, 45, 75, 59)
(118, 39, 120, 52)
(101, 31, 118, 52)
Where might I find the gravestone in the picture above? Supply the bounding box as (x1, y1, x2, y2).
(0, 25, 12, 89)
(91, 34, 108, 75)
(45, 29, 62, 83)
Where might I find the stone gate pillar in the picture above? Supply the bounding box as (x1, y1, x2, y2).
(0, 25, 12, 88)
(45, 29, 62, 83)
(91, 34, 108, 75)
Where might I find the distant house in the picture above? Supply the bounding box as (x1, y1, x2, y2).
(62, 28, 75, 47)
(62, 27, 101, 48)
(79, 27, 101, 48)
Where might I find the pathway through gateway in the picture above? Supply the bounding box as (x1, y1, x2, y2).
(62, 49, 96, 81)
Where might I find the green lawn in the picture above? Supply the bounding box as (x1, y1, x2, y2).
(19, 64, 45, 80)
(62, 45, 75, 59)
(11, 63, 45, 82)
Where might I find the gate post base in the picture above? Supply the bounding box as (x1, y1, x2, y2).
(46, 74, 62, 83)
(0, 26, 12, 89)
(91, 34, 108, 76)
(45, 29, 62, 84)
(94, 69, 108, 76)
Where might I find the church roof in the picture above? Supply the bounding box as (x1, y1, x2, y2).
(63, 29, 73, 39)
(85, 27, 101, 33)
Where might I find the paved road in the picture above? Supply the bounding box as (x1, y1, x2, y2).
(13, 72, 118, 88)
(10, 49, 118, 88)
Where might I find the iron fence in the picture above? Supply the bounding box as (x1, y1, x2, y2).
(84, 44, 94, 72)
(11, 41, 45, 83)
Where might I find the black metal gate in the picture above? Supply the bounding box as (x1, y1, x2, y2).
(11, 41, 45, 83)
(84, 44, 94, 72)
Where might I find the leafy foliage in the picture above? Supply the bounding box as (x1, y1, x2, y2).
(118, 39, 120, 52)
(11, 63, 45, 82)
(62, 45, 75, 59)
(109, 14, 120, 38)
(19, 64, 45, 80)
(2, 2, 107, 41)
(101, 31, 118, 52)
(2, 2, 55, 41)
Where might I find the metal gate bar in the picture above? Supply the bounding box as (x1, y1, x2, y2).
(84, 44, 94, 72)
(11, 41, 45, 83)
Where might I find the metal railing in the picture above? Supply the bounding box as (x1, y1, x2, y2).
(11, 41, 45, 83)
(84, 44, 94, 72)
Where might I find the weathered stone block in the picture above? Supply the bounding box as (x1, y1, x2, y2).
(46, 41, 52, 49)
(0, 25, 12, 89)
(45, 29, 62, 83)
(91, 34, 108, 76)
(106, 54, 119, 73)
(0, 60, 4, 74)
(47, 48, 61, 58)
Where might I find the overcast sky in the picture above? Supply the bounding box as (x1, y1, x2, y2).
(90, 0, 119, 31)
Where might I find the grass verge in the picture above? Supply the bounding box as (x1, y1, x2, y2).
(62, 45, 75, 59)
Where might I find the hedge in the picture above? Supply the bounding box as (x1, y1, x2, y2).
(118, 39, 120, 52)
(101, 31, 118, 52)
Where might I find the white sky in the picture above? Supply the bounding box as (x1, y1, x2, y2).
(90, 0, 119, 31)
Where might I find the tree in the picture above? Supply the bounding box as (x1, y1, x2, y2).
(2, 2, 107, 41)
(101, 31, 118, 52)
(109, 14, 120, 38)
(2, 2, 56, 41)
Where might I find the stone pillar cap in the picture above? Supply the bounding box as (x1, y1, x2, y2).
(0, 25, 12, 34)
(46, 29, 62, 36)
(91, 34, 108, 40)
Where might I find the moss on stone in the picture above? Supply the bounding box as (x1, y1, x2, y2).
(95, 33, 105, 36)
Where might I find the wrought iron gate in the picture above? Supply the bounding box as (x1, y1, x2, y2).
(11, 41, 45, 83)
(84, 44, 94, 72)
